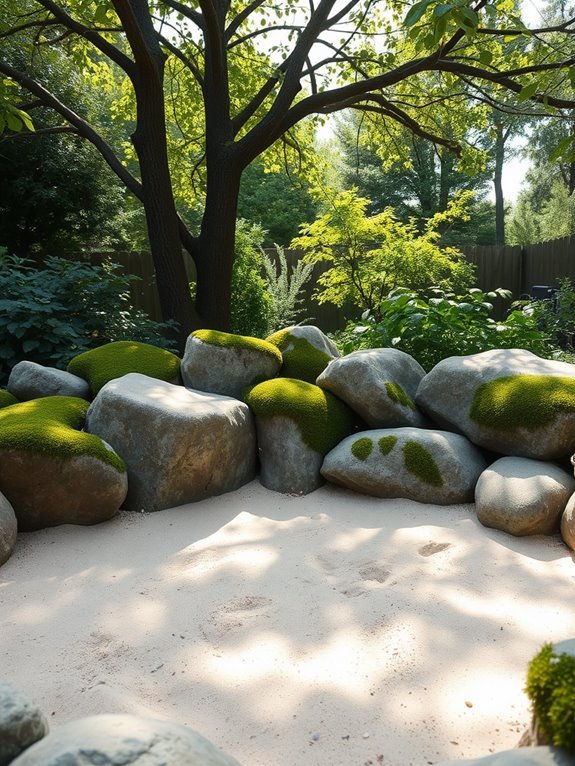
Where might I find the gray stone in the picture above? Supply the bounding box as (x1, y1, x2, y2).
(256, 416, 324, 495)
(561, 492, 575, 550)
(86, 373, 256, 512)
(316, 348, 427, 427)
(475, 457, 575, 537)
(181, 333, 281, 398)
(436, 746, 574, 764)
(7, 361, 91, 401)
(286, 325, 340, 358)
(0, 492, 17, 568)
(10, 714, 241, 766)
(0, 681, 48, 766)
(415, 349, 575, 459)
(321, 427, 487, 504)
(267, 325, 340, 382)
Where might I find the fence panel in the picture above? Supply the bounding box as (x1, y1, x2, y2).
(522, 236, 575, 294)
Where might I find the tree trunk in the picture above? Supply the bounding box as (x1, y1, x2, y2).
(494, 123, 505, 246)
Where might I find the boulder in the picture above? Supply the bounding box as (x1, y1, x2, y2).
(86, 373, 256, 511)
(7, 361, 91, 401)
(0, 390, 18, 409)
(436, 746, 573, 764)
(67, 340, 181, 395)
(0, 397, 127, 531)
(0, 492, 17, 568)
(561, 491, 575, 550)
(316, 348, 427, 427)
(266, 325, 339, 382)
(181, 330, 282, 398)
(475, 457, 575, 537)
(10, 714, 240, 766)
(321, 427, 487, 504)
(416, 348, 575, 459)
(0, 681, 48, 766)
(244, 378, 356, 494)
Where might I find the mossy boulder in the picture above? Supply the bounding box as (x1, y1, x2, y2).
(67, 340, 181, 395)
(266, 325, 339, 383)
(0, 396, 127, 531)
(0, 390, 18, 409)
(7, 361, 91, 402)
(475, 457, 575, 537)
(321, 427, 487, 504)
(316, 348, 427, 428)
(181, 329, 282, 398)
(416, 349, 575, 459)
(244, 377, 355, 494)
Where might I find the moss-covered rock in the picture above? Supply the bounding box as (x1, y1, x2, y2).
(67, 341, 181, 395)
(266, 326, 338, 383)
(351, 437, 373, 461)
(192, 329, 282, 365)
(402, 441, 443, 487)
(385, 381, 416, 411)
(378, 435, 398, 455)
(0, 389, 18, 410)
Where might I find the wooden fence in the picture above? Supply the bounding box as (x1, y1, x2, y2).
(67, 235, 575, 333)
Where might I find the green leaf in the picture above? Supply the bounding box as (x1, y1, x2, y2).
(479, 49, 493, 67)
(517, 82, 538, 101)
(404, 0, 433, 28)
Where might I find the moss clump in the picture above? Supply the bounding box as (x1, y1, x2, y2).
(192, 329, 282, 366)
(402, 441, 443, 487)
(470, 374, 575, 432)
(67, 340, 181, 394)
(244, 377, 355, 455)
(0, 389, 18, 409)
(351, 437, 373, 461)
(266, 329, 332, 383)
(0, 396, 125, 472)
(526, 643, 575, 752)
(385, 381, 416, 410)
(379, 435, 398, 455)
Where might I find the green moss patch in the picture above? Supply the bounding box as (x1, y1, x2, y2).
(0, 396, 125, 472)
(526, 643, 575, 752)
(192, 329, 282, 365)
(385, 381, 416, 410)
(0, 389, 18, 409)
(266, 329, 332, 383)
(470, 374, 575, 432)
(379, 435, 398, 455)
(244, 377, 355, 455)
(402, 441, 443, 487)
(67, 340, 181, 394)
(351, 437, 373, 461)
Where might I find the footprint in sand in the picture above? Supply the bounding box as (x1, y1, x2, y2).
(418, 542, 452, 557)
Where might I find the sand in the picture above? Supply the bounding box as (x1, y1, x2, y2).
(1, 481, 574, 766)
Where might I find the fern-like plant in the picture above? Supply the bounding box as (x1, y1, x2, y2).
(262, 245, 314, 333)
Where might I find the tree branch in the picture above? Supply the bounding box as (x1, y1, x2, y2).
(159, 0, 205, 32)
(225, 0, 267, 43)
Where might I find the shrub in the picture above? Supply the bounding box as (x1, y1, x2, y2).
(262, 245, 314, 332)
(0, 251, 175, 385)
(333, 287, 555, 370)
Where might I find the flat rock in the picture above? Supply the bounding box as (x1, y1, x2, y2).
(322, 427, 487, 504)
(0, 681, 48, 766)
(10, 714, 240, 766)
(475, 457, 575, 536)
(86, 373, 256, 512)
(7, 361, 91, 401)
(416, 349, 575, 459)
(436, 746, 574, 764)
(0, 492, 17, 568)
(316, 348, 427, 427)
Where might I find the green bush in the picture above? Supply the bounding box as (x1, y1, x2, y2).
(230, 221, 272, 338)
(333, 287, 556, 370)
(0, 251, 176, 385)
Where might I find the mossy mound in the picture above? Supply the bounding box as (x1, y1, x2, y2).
(378, 435, 398, 455)
(470, 374, 575, 432)
(192, 329, 282, 366)
(244, 377, 355, 455)
(385, 381, 416, 410)
(0, 396, 125, 472)
(266, 329, 333, 383)
(351, 437, 373, 461)
(402, 441, 443, 487)
(526, 642, 575, 752)
(67, 341, 181, 395)
(0, 389, 18, 409)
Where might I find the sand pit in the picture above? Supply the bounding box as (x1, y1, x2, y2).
(1, 481, 574, 765)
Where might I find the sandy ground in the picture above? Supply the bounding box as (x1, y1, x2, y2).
(1, 481, 574, 766)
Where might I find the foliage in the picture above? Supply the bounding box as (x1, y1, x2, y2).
(292, 188, 475, 319)
(333, 287, 555, 371)
(262, 246, 315, 332)
(229, 221, 273, 338)
(526, 278, 575, 351)
(0, 251, 176, 385)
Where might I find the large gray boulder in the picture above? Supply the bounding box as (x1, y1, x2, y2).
(415, 349, 575, 459)
(266, 325, 340, 382)
(561, 491, 575, 550)
(0, 682, 48, 766)
(321, 427, 487, 504)
(86, 373, 256, 511)
(0, 492, 17, 568)
(10, 714, 241, 766)
(7, 361, 91, 401)
(316, 348, 427, 428)
(181, 330, 282, 398)
(475, 457, 575, 537)
(436, 746, 574, 764)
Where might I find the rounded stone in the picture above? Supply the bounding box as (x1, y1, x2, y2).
(561, 492, 575, 551)
(0, 492, 17, 568)
(0, 681, 48, 766)
(7, 361, 91, 402)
